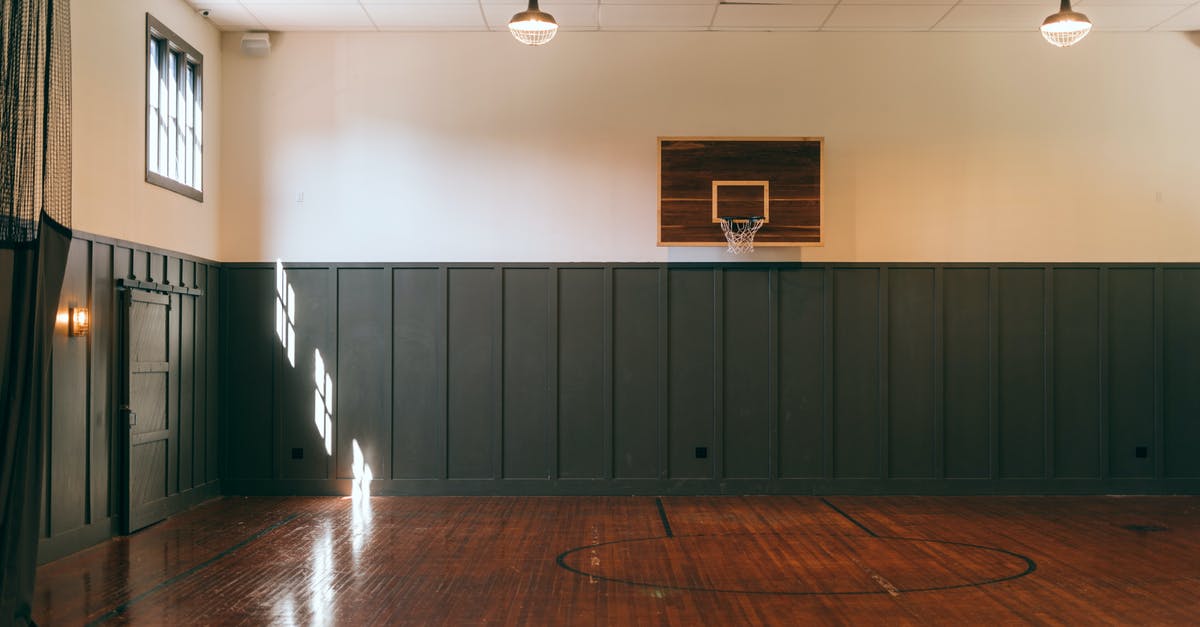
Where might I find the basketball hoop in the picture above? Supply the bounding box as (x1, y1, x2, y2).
(718, 217, 765, 254)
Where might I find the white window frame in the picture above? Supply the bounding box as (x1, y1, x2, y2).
(146, 14, 203, 202)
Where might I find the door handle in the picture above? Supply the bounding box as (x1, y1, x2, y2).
(122, 407, 136, 427)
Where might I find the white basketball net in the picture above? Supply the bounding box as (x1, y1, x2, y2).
(718, 217, 765, 254)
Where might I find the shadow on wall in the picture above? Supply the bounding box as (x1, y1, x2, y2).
(1187, 31, 1200, 49)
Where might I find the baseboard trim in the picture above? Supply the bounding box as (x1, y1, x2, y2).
(37, 481, 223, 565)
(221, 477, 1200, 497)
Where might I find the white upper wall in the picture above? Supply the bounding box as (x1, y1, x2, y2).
(220, 31, 1200, 262)
(73, 0, 221, 259)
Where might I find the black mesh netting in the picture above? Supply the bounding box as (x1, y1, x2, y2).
(1, 0, 72, 244)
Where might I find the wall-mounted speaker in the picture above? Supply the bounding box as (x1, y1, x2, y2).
(241, 32, 271, 57)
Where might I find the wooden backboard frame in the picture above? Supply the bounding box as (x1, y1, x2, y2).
(658, 137, 824, 248)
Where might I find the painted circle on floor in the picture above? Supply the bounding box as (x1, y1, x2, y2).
(556, 532, 1036, 596)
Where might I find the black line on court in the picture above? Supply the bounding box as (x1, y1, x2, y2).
(655, 497, 674, 538)
(555, 532, 1038, 596)
(86, 513, 300, 626)
(821, 497, 878, 538)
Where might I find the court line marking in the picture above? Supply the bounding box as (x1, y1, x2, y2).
(821, 497, 878, 537)
(655, 497, 674, 538)
(85, 513, 301, 626)
(556, 532, 1037, 596)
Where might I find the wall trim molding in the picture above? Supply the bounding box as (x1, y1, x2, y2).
(223, 478, 1200, 498)
(37, 482, 222, 564)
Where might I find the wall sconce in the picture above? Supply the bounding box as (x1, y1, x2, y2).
(69, 307, 90, 337)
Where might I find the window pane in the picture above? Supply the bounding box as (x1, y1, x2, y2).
(192, 67, 202, 189)
(185, 64, 194, 187)
(169, 51, 179, 180)
(160, 50, 170, 176)
(148, 39, 159, 174)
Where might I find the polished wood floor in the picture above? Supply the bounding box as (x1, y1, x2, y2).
(34, 495, 1200, 625)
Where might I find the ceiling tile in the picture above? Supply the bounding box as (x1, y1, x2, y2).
(600, 0, 715, 6)
(955, 0, 1058, 5)
(839, 0, 954, 4)
(364, 4, 487, 30)
(822, 5, 952, 31)
(599, 4, 716, 29)
(715, 0, 834, 4)
(711, 4, 833, 30)
(483, 4, 599, 30)
(1075, 0, 1191, 5)
(1153, 3, 1200, 30)
(200, 4, 265, 29)
(362, 0, 476, 4)
(242, 0, 361, 4)
(481, 0, 598, 4)
(1079, 4, 1187, 30)
(934, 4, 1050, 30)
(244, 4, 376, 30)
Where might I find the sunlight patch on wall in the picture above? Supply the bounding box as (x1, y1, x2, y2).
(313, 349, 334, 456)
(351, 438, 373, 502)
(275, 260, 296, 367)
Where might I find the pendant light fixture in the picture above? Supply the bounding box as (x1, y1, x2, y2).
(509, 0, 558, 46)
(1040, 0, 1092, 48)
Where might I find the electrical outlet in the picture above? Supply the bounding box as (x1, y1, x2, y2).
(292, 447, 304, 460)
(695, 446, 708, 459)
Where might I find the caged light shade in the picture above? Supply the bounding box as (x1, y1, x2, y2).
(1041, 0, 1092, 48)
(509, 0, 558, 46)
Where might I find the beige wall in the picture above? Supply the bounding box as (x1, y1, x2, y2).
(73, 0, 221, 259)
(220, 31, 1200, 262)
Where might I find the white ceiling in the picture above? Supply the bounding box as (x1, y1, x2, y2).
(188, 0, 1200, 33)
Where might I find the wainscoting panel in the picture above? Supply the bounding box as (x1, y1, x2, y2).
(33, 233, 221, 564)
(1107, 268, 1155, 478)
(557, 268, 606, 479)
(611, 268, 661, 479)
(218, 262, 1200, 496)
(336, 268, 392, 481)
(392, 268, 445, 480)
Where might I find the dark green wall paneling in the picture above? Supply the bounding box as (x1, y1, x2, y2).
(502, 269, 552, 479)
(208, 261, 1200, 497)
(998, 269, 1045, 479)
(336, 269, 392, 481)
(224, 268, 274, 480)
(722, 270, 771, 479)
(612, 269, 661, 479)
(668, 269, 716, 479)
(1107, 269, 1155, 478)
(833, 269, 880, 479)
(50, 239, 91, 537)
(393, 268, 445, 479)
(447, 269, 497, 479)
(280, 268, 334, 480)
(888, 268, 935, 479)
(179, 269, 195, 491)
(1164, 269, 1200, 478)
(557, 269, 606, 479)
(943, 269, 991, 478)
(1052, 269, 1101, 479)
(777, 269, 824, 478)
(90, 243, 113, 521)
(33, 233, 221, 564)
(207, 266, 221, 483)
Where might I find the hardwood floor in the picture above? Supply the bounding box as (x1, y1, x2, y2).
(34, 495, 1200, 625)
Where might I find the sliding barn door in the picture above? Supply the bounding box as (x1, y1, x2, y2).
(122, 289, 174, 533)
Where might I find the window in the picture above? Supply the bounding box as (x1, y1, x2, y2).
(146, 14, 203, 201)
